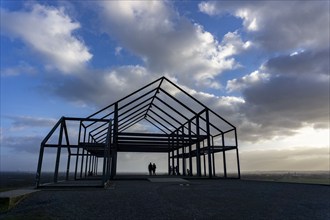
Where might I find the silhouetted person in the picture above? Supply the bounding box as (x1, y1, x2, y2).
(152, 163, 156, 175)
(148, 162, 152, 176)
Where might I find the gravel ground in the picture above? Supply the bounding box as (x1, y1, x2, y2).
(1, 179, 329, 220)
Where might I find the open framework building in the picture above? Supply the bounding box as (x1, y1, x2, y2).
(36, 77, 240, 187)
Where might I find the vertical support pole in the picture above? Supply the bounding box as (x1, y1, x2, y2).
(171, 150, 174, 175)
(88, 154, 93, 172)
(182, 127, 186, 176)
(96, 157, 98, 176)
(80, 149, 85, 178)
(168, 151, 170, 175)
(182, 147, 186, 176)
(222, 133, 227, 178)
(88, 153, 92, 174)
(171, 134, 175, 175)
(168, 136, 171, 175)
(74, 148, 79, 180)
(91, 156, 94, 175)
(212, 136, 216, 177)
(54, 120, 64, 183)
(93, 157, 96, 175)
(203, 141, 206, 176)
(94, 156, 97, 174)
(61, 120, 71, 181)
(66, 154, 71, 181)
(81, 125, 87, 178)
(103, 120, 112, 184)
(108, 121, 112, 181)
(196, 116, 201, 177)
(235, 129, 241, 179)
(236, 147, 241, 179)
(75, 121, 82, 180)
(188, 121, 192, 176)
(205, 109, 212, 178)
(85, 153, 89, 178)
(176, 131, 180, 175)
(111, 103, 118, 179)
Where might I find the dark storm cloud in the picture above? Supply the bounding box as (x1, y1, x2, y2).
(229, 49, 329, 141)
(224, 45, 329, 142)
(242, 75, 329, 129)
(266, 49, 329, 77)
(199, 1, 329, 51)
(243, 50, 329, 130)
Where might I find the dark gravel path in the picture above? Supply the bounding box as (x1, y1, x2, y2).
(1, 179, 329, 220)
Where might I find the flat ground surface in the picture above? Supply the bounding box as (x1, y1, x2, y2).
(1, 179, 329, 220)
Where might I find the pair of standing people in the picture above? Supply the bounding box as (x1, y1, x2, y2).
(148, 162, 157, 175)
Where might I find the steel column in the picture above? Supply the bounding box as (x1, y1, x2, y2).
(54, 121, 64, 183)
(188, 121, 192, 176)
(75, 148, 80, 179)
(205, 109, 212, 178)
(66, 154, 71, 180)
(182, 127, 186, 176)
(212, 137, 216, 177)
(222, 133, 227, 178)
(111, 103, 118, 179)
(235, 129, 241, 179)
(171, 134, 175, 175)
(203, 141, 206, 176)
(84, 153, 89, 178)
(168, 151, 170, 175)
(95, 158, 97, 175)
(176, 130, 179, 175)
(80, 149, 85, 178)
(196, 116, 201, 176)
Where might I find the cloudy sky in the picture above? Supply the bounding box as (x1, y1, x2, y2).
(1, 1, 329, 173)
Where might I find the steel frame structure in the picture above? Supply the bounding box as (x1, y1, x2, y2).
(36, 76, 240, 187)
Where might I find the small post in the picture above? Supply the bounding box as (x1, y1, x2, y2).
(212, 137, 216, 177)
(176, 131, 180, 175)
(80, 149, 85, 178)
(66, 154, 71, 181)
(188, 121, 192, 176)
(196, 116, 201, 177)
(222, 133, 227, 178)
(111, 103, 118, 179)
(182, 127, 186, 176)
(205, 109, 212, 178)
(235, 129, 241, 179)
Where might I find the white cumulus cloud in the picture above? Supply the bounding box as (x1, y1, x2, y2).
(226, 70, 270, 93)
(96, 1, 249, 89)
(0, 4, 92, 74)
